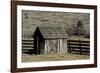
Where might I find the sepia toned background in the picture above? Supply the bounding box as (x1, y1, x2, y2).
(22, 10, 90, 62)
(22, 10, 90, 38)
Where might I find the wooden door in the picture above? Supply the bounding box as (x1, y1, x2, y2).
(36, 36, 40, 55)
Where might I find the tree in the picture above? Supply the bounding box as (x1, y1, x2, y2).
(70, 21, 84, 36)
(67, 20, 85, 37)
(76, 20, 85, 36)
(77, 20, 83, 27)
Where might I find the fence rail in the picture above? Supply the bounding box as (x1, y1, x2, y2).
(67, 39, 90, 55)
(22, 38, 90, 55)
(22, 38, 34, 53)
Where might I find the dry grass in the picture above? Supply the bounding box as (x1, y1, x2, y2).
(22, 53, 89, 62)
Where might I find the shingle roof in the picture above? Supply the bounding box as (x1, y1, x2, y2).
(37, 26, 68, 39)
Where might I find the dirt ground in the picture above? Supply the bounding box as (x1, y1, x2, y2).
(22, 53, 90, 62)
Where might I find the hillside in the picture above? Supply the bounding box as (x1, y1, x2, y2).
(22, 10, 90, 38)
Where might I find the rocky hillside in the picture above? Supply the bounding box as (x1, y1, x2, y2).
(22, 10, 90, 38)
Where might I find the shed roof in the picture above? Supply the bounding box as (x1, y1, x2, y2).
(34, 26, 68, 39)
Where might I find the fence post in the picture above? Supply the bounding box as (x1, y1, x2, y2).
(79, 40, 82, 55)
(68, 40, 71, 54)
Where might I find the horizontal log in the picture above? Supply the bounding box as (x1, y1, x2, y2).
(68, 43, 89, 46)
(67, 40, 90, 43)
(22, 47, 34, 50)
(68, 46, 89, 49)
(70, 49, 89, 52)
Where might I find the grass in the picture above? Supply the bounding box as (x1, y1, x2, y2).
(22, 53, 90, 62)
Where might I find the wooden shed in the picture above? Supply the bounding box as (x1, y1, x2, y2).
(33, 26, 68, 55)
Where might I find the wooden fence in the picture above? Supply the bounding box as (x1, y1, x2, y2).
(22, 38, 34, 53)
(22, 38, 90, 55)
(67, 39, 90, 55)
